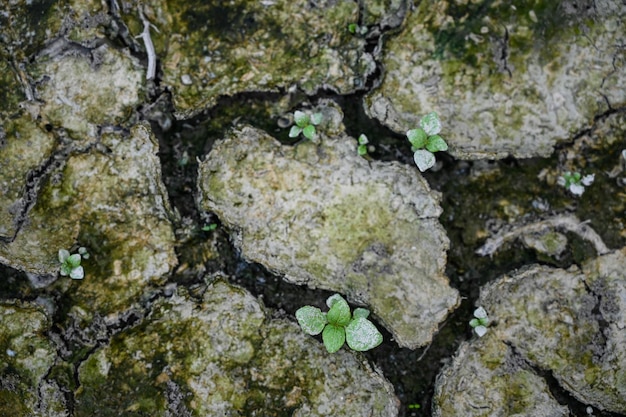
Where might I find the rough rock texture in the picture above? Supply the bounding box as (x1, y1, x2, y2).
(75, 280, 399, 416)
(433, 335, 568, 417)
(124, 0, 375, 118)
(197, 120, 459, 349)
(0, 301, 67, 417)
(365, 0, 626, 159)
(433, 248, 626, 415)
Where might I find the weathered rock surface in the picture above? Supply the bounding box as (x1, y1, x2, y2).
(365, 0, 626, 159)
(433, 248, 626, 415)
(0, 301, 66, 417)
(129, 0, 375, 118)
(75, 279, 399, 416)
(197, 117, 459, 349)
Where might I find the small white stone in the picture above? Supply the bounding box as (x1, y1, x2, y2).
(181, 74, 193, 85)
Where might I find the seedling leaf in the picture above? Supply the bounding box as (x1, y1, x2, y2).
(413, 149, 436, 172)
(426, 135, 448, 152)
(296, 306, 327, 335)
(474, 307, 487, 319)
(420, 112, 442, 136)
(310, 112, 323, 125)
(474, 325, 488, 337)
(293, 110, 309, 127)
(58, 249, 70, 263)
(346, 317, 383, 351)
(322, 324, 345, 353)
(352, 308, 370, 319)
(70, 266, 84, 280)
(326, 294, 346, 309)
(289, 126, 302, 138)
(327, 297, 351, 326)
(358, 134, 369, 145)
(67, 254, 82, 268)
(302, 124, 316, 140)
(406, 128, 427, 149)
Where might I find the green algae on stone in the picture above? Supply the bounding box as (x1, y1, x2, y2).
(432, 334, 567, 417)
(1, 123, 176, 320)
(0, 113, 57, 242)
(137, 0, 375, 118)
(0, 301, 66, 417)
(364, 0, 626, 159)
(197, 108, 458, 349)
(75, 280, 399, 416)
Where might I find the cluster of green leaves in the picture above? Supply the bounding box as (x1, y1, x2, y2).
(406, 112, 448, 172)
(557, 171, 594, 196)
(289, 110, 323, 141)
(296, 294, 383, 353)
(58, 247, 89, 280)
(357, 134, 369, 156)
(469, 306, 489, 337)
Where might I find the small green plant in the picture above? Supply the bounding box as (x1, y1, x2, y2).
(357, 134, 369, 156)
(296, 294, 383, 353)
(406, 112, 448, 172)
(201, 223, 218, 232)
(469, 306, 489, 337)
(348, 23, 368, 35)
(58, 247, 89, 280)
(289, 110, 323, 141)
(557, 171, 594, 196)
(408, 403, 421, 410)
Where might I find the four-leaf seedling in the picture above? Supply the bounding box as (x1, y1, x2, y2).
(406, 112, 448, 172)
(58, 247, 89, 280)
(296, 294, 383, 353)
(469, 306, 489, 337)
(289, 110, 323, 141)
(557, 171, 594, 196)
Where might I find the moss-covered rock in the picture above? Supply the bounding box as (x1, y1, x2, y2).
(75, 280, 399, 416)
(433, 248, 626, 415)
(197, 104, 458, 349)
(31, 44, 144, 139)
(365, 0, 626, 159)
(124, 0, 375, 118)
(0, 300, 66, 417)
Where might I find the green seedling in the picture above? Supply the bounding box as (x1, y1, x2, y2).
(348, 23, 368, 35)
(469, 306, 489, 337)
(202, 223, 218, 232)
(357, 134, 369, 156)
(557, 171, 594, 196)
(406, 112, 448, 172)
(59, 247, 89, 280)
(296, 294, 383, 353)
(289, 110, 323, 141)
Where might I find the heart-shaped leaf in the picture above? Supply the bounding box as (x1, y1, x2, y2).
(296, 306, 327, 335)
(474, 325, 488, 337)
(346, 318, 383, 351)
(413, 149, 436, 172)
(352, 308, 370, 319)
(310, 112, 323, 125)
(419, 112, 442, 136)
(322, 324, 345, 353)
(58, 249, 70, 263)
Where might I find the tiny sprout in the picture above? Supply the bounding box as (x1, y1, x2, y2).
(557, 171, 594, 196)
(202, 223, 218, 232)
(348, 23, 368, 35)
(289, 110, 323, 141)
(406, 112, 448, 172)
(357, 134, 369, 156)
(59, 247, 89, 280)
(469, 306, 489, 337)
